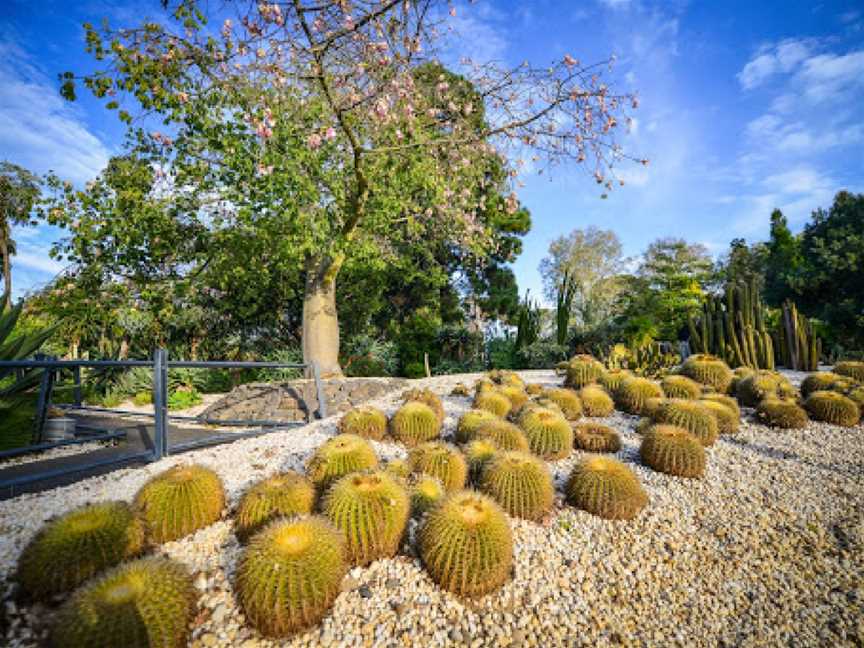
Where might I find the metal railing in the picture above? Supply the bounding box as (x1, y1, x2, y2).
(0, 349, 328, 490)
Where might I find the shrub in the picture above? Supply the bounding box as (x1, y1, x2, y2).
(235, 516, 346, 637)
(167, 387, 203, 411)
(473, 390, 512, 417)
(16, 501, 145, 599)
(804, 391, 860, 427)
(409, 475, 446, 516)
(639, 425, 705, 478)
(517, 407, 573, 460)
(755, 398, 809, 429)
(572, 422, 621, 453)
(736, 371, 796, 407)
(564, 354, 606, 389)
(402, 388, 445, 424)
(541, 387, 583, 420)
(679, 354, 733, 393)
(480, 451, 554, 521)
(338, 406, 388, 440)
(660, 375, 702, 399)
(407, 442, 468, 492)
(234, 472, 315, 542)
(134, 464, 225, 544)
(565, 457, 648, 520)
(464, 438, 499, 484)
(513, 341, 569, 370)
(390, 401, 441, 446)
(701, 400, 740, 434)
(132, 391, 152, 406)
(578, 385, 615, 417)
(418, 490, 513, 597)
(306, 434, 378, 490)
(322, 471, 410, 566)
(455, 409, 500, 444)
(475, 419, 530, 452)
(615, 376, 664, 415)
(651, 399, 719, 447)
(834, 360, 864, 382)
(51, 557, 196, 648)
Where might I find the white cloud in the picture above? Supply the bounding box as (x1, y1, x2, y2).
(598, 0, 633, 9)
(737, 38, 812, 89)
(13, 249, 66, 276)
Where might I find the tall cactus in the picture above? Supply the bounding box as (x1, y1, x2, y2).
(776, 300, 820, 371)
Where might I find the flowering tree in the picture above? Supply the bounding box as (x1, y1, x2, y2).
(61, 0, 643, 375)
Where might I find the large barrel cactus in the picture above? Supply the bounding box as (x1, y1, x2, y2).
(736, 370, 795, 407)
(338, 405, 388, 440)
(407, 442, 468, 492)
(639, 425, 705, 478)
(700, 399, 740, 434)
(598, 369, 632, 396)
(418, 490, 513, 597)
(464, 438, 499, 484)
(564, 354, 606, 389)
(402, 388, 445, 424)
(700, 393, 741, 418)
(541, 387, 583, 420)
(565, 457, 648, 520)
(804, 391, 860, 427)
(755, 398, 809, 429)
(572, 422, 622, 453)
(409, 474, 446, 516)
(650, 399, 719, 447)
(834, 360, 864, 382)
(578, 384, 615, 417)
(306, 433, 378, 489)
(660, 375, 702, 400)
(475, 419, 530, 452)
(615, 377, 664, 415)
(679, 354, 733, 393)
(518, 407, 573, 460)
(497, 385, 529, 413)
(390, 401, 441, 446)
(234, 471, 316, 542)
(455, 409, 501, 444)
(473, 390, 512, 417)
(480, 451, 554, 521)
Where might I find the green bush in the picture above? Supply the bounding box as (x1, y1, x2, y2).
(167, 388, 203, 410)
(513, 341, 569, 370)
(341, 334, 398, 377)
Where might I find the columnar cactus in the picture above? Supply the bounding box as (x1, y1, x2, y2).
(804, 391, 860, 427)
(409, 475, 446, 516)
(234, 472, 316, 542)
(235, 516, 347, 637)
(615, 377, 664, 415)
(651, 399, 719, 447)
(16, 501, 145, 599)
(390, 401, 441, 446)
(564, 354, 606, 389)
(639, 425, 705, 478)
(660, 375, 702, 399)
(518, 407, 574, 460)
(464, 438, 499, 484)
(834, 360, 864, 382)
(306, 434, 378, 489)
(338, 405, 388, 440)
(407, 442, 468, 492)
(322, 471, 410, 566)
(565, 457, 648, 520)
(418, 490, 513, 597)
(480, 451, 554, 521)
(700, 399, 740, 434)
(455, 408, 501, 444)
(572, 422, 622, 453)
(679, 354, 734, 393)
(755, 398, 809, 429)
(541, 387, 583, 420)
(473, 390, 512, 417)
(475, 419, 530, 452)
(402, 388, 445, 424)
(578, 385, 615, 417)
(134, 464, 225, 544)
(51, 557, 196, 648)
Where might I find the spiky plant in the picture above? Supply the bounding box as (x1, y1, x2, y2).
(564, 354, 606, 389)
(418, 490, 513, 597)
(565, 457, 648, 520)
(450, 383, 471, 397)
(701, 400, 739, 434)
(235, 516, 347, 637)
(731, 366, 756, 394)
(845, 387, 864, 421)
(51, 557, 196, 648)
(409, 475, 446, 516)
(598, 369, 632, 396)
(541, 387, 583, 420)
(16, 501, 145, 599)
(517, 407, 573, 460)
(572, 422, 622, 453)
(390, 401, 441, 446)
(804, 391, 861, 427)
(755, 398, 809, 429)
(473, 390, 512, 417)
(464, 438, 499, 484)
(480, 451, 554, 521)
(834, 360, 864, 382)
(497, 385, 528, 413)
(338, 406, 388, 440)
(800, 372, 842, 398)
(407, 442, 468, 492)
(529, 397, 565, 417)
(306, 434, 378, 489)
(455, 408, 501, 444)
(322, 471, 410, 566)
(634, 417, 654, 435)
(234, 472, 316, 542)
(474, 378, 495, 394)
(650, 399, 719, 447)
(134, 464, 225, 544)
(639, 425, 705, 478)
(525, 383, 544, 396)
(679, 354, 733, 393)
(735, 370, 795, 407)
(660, 375, 702, 399)
(700, 393, 741, 418)
(475, 419, 530, 452)
(641, 397, 666, 418)
(578, 385, 615, 417)
(402, 388, 445, 423)
(615, 377, 664, 415)
(384, 458, 410, 479)
(489, 370, 525, 389)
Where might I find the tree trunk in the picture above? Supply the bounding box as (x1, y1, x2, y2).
(1, 233, 11, 308)
(302, 254, 344, 378)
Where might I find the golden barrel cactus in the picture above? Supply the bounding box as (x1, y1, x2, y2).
(565, 457, 648, 520)
(639, 425, 705, 478)
(480, 451, 554, 521)
(234, 471, 316, 542)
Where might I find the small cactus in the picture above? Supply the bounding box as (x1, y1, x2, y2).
(489, 370, 525, 388)
(407, 442, 468, 492)
(384, 458, 411, 479)
(755, 398, 809, 429)
(639, 425, 705, 478)
(736, 370, 795, 407)
(16, 501, 145, 599)
(700, 399, 739, 434)
(464, 438, 499, 484)
(660, 375, 702, 399)
(834, 360, 864, 382)
(474, 378, 495, 394)
(480, 451, 554, 521)
(306, 434, 378, 489)
(390, 401, 441, 446)
(475, 419, 530, 452)
(497, 385, 529, 412)
(578, 385, 615, 417)
(51, 557, 196, 648)
(700, 393, 741, 418)
(731, 366, 756, 394)
(402, 388, 445, 423)
(517, 407, 573, 460)
(418, 490, 513, 597)
(473, 390, 512, 417)
(564, 354, 606, 389)
(565, 457, 648, 520)
(598, 369, 632, 396)
(846, 387, 864, 420)
(615, 377, 664, 415)
(572, 422, 621, 453)
(680, 354, 733, 393)
(804, 390, 860, 427)
(134, 464, 225, 544)
(234, 472, 316, 542)
(322, 471, 410, 566)
(450, 382, 471, 397)
(455, 408, 501, 444)
(525, 383, 544, 396)
(235, 516, 346, 637)
(541, 387, 583, 420)
(651, 399, 719, 447)
(409, 474, 446, 516)
(338, 406, 388, 440)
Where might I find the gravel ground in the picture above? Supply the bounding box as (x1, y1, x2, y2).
(1, 369, 862, 647)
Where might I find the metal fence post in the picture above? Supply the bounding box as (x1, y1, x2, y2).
(73, 366, 82, 406)
(32, 354, 56, 445)
(152, 348, 169, 460)
(312, 361, 327, 419)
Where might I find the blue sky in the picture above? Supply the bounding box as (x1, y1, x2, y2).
(1, 0, 863, 303)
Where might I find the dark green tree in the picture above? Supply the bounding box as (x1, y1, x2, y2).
(0, 162, 41, 307)
(763, 209, 800, 306)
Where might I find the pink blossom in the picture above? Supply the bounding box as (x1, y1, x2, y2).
(449, 7, 456, 17)
(563, 54, 578, 68)
(324, 126, 337, 140)
(307, 133, 322, 149)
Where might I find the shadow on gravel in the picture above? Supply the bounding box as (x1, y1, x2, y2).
(722, 435, 864, 475)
